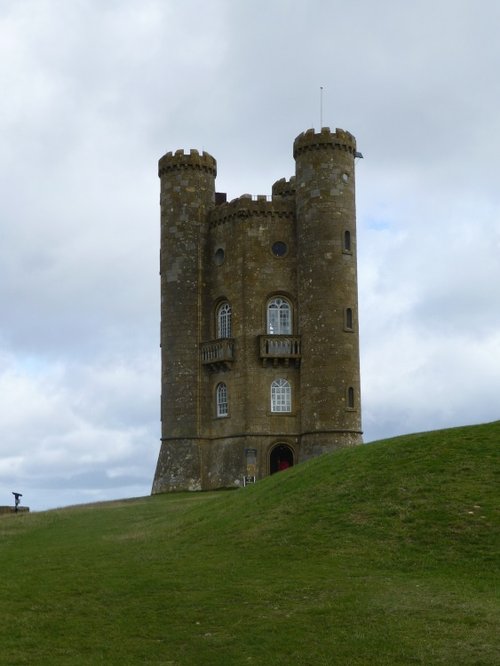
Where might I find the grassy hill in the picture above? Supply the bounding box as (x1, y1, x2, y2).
(0, 422, 498, 665)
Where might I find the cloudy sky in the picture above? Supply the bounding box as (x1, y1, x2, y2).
(1, 0, 499, 511)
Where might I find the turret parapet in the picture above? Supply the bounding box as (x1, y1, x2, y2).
(272, 176, 296, 198)
(293, 127, 356, 159)
(209, 194, 293, 227)
(158, 148, 217, 177)
(238, 193, 271, 202)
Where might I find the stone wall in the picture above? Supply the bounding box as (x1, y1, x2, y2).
(0, 506, 30, 514)
(153, 128, 363, 493)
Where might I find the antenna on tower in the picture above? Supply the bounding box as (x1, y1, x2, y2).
(319, 86, 324, 129)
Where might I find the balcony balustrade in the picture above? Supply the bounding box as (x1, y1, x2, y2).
(259, 335, 301, 367)
(201, 339, 234, 370)
(202, 336, 301, 369)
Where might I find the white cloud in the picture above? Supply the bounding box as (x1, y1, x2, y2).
(0, 352, 157, 508)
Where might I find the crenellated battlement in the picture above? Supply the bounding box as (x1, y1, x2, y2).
(209, 194, 294, 228)
(272, 176, 296, 198)
(158, 148, 217, 177)
(293, 127, 356, 159)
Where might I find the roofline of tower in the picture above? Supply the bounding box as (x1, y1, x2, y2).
(293, 127, 357, 159)
(158, 148, 217, 178)
(209, 195, 294, 227)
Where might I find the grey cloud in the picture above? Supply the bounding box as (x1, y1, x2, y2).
(1, 0, 499, 509)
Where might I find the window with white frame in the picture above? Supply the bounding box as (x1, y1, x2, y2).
(216, 382, 228, 417)
(271, 378, 291, 413)
(217, 302, 232, 338)
(267, 297, 291, 335)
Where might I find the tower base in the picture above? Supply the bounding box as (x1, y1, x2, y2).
(151, 432, 363, 494)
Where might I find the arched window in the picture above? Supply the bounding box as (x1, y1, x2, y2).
(267, 297, 291, 335)
(216, 382, 228, 417)
(217, 302, 232, 338)
(344, 230, 351, 252)
(347, 386, 355, 409)
(271, 378, 291, 413)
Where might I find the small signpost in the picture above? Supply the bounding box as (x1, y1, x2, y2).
(244, 449, 257, 486)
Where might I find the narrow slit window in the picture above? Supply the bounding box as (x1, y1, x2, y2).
(345, 308, 353, 330)
(344, 230, 351, 252)
(347, 387, 355, 409)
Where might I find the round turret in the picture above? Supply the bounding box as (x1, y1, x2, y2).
(294, 127, 362, 456)
(158, 148, 217, 178)
(153, 146, 217, 493)
(293, 127, 357, 159)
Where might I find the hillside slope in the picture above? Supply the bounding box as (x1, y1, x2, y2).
(0, 422, 498, 665)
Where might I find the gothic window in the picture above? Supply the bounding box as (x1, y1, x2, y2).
(271, 378, 291, 413)
(217, 302, 232, 338)
(267, 297, 291, 335)
(216, 382, 228, 417)
(347, 386, 355, 409)
(344, 230, 351, 252)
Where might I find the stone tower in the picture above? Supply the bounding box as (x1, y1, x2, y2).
(152, 128, 362, 494)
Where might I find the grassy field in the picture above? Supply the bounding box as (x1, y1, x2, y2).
(0, 422, 498, 665)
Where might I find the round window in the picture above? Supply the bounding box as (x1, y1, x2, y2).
(214, 248, 225, 265)
(271, 241, 288, 257)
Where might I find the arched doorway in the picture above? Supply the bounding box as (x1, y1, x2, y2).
(269, 443, 294, 474)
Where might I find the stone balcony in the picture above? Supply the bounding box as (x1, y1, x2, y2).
(259, 335, 301, 367)
(201, 339, 234, 371)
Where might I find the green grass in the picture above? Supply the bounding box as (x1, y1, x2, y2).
(0, 422, 499, 665)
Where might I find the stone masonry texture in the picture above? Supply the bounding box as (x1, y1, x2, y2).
(152, 128, 363, 494)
